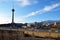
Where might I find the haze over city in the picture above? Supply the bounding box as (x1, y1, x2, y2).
(0, 0, 60, 24)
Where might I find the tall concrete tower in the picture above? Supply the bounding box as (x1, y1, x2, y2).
(11, 1, 15, 27)
(12, 8, 15, 23)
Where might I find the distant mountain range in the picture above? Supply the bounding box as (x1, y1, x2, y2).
(41, 20, 60, 24)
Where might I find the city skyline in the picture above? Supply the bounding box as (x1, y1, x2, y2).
(0, 0, 60, 24)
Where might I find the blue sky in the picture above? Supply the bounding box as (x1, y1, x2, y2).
(0, 0, 60, 24)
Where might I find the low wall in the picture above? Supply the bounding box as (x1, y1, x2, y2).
(0, 30, 24, 40)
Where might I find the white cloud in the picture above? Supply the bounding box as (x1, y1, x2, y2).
(16, 0, 30, 6)
(26, 10, 42, 17)
(15, 0, 38, 6)
(43, 3, 60, 11)
(26, 3, 60, 17)
(0, 0, 38, 6)
(16, 3, 60, 23)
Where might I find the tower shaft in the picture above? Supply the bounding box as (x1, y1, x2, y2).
(12, 9, 15, 23)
